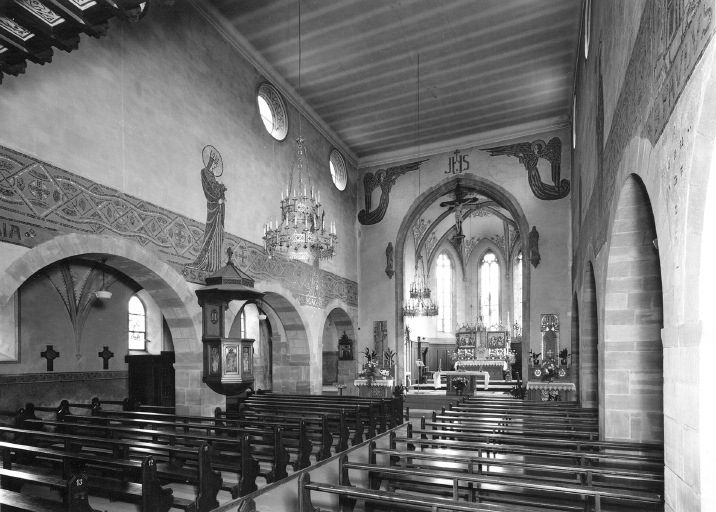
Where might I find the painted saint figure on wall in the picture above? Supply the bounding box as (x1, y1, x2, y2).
(191, 148, 226, 272)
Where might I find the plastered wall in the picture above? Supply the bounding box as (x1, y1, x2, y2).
(0, 2, 359, 405)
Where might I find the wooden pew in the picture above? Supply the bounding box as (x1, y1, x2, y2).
(228, 410, 334, 462)
(394, 429, 664, 470)
(437, 407, 599, 428)
(369, 442, 663, 491)
(237, 405, 349, 455)
(0, 473, 96, 512)
(415, 420, 663, 458)
(0, 440, 176, 512)
(426, 413, 599, 440)
(239, 402, 360, 447)
(338, 453, 664, 512)
(0, 424, 223, 509)
(244, 393, 402, 433)
(297, 472, 564, 512)
(16, 413, 260, 497)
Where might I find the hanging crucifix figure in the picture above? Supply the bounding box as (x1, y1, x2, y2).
(439, 181, 479, 245)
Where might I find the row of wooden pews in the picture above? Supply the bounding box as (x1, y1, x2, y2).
(297, 395, 664, 512)
(0, 393, 400, 511)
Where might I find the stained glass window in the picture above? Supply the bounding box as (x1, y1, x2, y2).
(480, 252, 500, 328)
(436, 253, 453, 333)
(128, 295, 146, 350)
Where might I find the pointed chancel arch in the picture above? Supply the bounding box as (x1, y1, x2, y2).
(604, 174, 663, 442)
(395, 175, 531, 384)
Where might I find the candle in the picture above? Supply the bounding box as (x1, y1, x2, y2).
(269, 221, 272, 230)
(281, 191, 284, 201)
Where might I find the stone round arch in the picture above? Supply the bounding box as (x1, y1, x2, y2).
(603, 174, 663, 442)
(0, 233, 201, 355)
(253, 291, 313, 394)
(395, 175, 531, 382)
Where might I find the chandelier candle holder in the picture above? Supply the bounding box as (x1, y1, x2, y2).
(263, 137, 338, 265)
(403, 256, 439, 317)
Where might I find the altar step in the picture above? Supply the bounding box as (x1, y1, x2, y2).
(409, 379, 518, 393)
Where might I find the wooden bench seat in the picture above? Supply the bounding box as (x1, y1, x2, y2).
(0, 472, 96, 512)
(391, 434, 664, 470)
(0, 440, 175, 512)
(340, 457, 663, 511)
(14, 418, 256, 498)
(298, 472, 570, 512)
(369, 445, 663, 491)
(415, 423, 664, 458)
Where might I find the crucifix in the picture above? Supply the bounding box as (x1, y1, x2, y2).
(40, 345, 59, 371)
(439, 181, 479, 245)
(98, 346, 114, 370)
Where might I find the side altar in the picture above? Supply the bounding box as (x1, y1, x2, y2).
(354, 348, 396, 398)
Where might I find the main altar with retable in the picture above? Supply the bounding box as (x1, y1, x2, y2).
(446, 324, 514, 390)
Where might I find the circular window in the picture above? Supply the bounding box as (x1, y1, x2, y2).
(257, 83, 288, 141)
(329, 149, 347, 191)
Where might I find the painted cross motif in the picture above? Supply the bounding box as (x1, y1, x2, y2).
(98, 346, 114, 370)
(40, 344, 59, 371)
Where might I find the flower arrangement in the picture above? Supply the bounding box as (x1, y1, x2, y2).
(452, 376, 469, 395)
(379, 369, 390, 378)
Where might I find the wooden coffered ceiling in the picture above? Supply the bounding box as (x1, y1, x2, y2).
(0, 0, 148, 84)
(199, 0, 582, 166)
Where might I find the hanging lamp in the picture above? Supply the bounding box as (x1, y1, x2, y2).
(262, 0, 337, 266)
(95, 258, 112, 300)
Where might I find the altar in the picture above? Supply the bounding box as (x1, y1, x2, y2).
(526, 381, 576, 401)
(435, 371, 490, 394)
(354, 378, 394, 397)
(454, 359, 507, 380)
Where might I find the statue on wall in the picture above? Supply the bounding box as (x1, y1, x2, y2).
(484, 137, 570, 200)
(190, 146, 226, 273)
(385, 242, 395, 278)
(358, 159, 428, 225)
(529, 226, 541, 268)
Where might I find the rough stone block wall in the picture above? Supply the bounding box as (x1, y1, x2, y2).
(603, 177, 663, 442)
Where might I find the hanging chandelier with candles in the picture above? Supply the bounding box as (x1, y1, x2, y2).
(263, 137, 337, 264)
(262, 0, 337, 266)
(403, 256, 439, 317)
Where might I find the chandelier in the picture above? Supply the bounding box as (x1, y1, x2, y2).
(262, 0, 337, 265)
(263, 138, 337, 264)
(403, 256, 438, 317)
